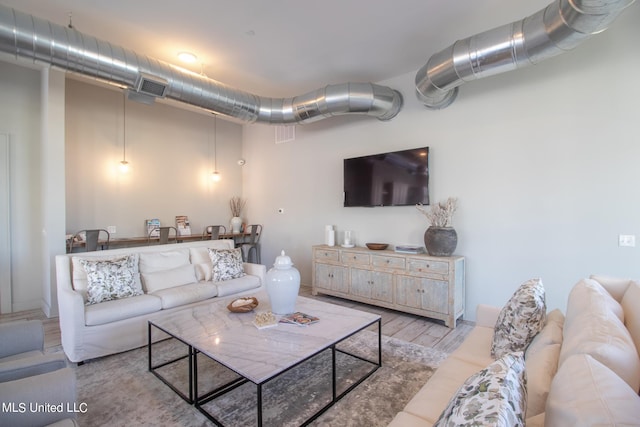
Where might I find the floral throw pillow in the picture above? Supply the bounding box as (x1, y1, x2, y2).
(80, 255, 142, 305)
(491, 278, 546, 359)
(434, 352, 527, 427)
(208, 248, 246, 282)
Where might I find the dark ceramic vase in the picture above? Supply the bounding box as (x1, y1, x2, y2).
(424, 226, 457, 256)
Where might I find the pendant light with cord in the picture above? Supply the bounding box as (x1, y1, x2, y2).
(119, 91, 129, 173)
(211, 115, 221, 182)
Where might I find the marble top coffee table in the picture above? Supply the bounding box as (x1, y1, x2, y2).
(148, 290, 381, 426)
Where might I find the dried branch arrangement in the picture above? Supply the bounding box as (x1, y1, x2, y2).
(229, 196, 246, 217)
(416, 197, 458, 227)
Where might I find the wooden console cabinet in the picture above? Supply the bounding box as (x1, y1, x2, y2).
(311, 245, 465, 328)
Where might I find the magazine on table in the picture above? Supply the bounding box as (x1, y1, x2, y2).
(279, 312, 319, 326)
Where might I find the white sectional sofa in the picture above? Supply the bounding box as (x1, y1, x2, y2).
(388, 275, 640, 426)
(56, 239, 266, 363)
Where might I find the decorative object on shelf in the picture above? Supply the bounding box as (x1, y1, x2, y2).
(227, 296, 259, 313)
(229, 196, 246, 233)
(325, 225, 335, 246)
(416, 197, 458, 256)
(366, 243, 388, 250)
(342, 230, 355, 248)
(265, 250, 301, 314)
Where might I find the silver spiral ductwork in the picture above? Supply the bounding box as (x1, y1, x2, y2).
(415, 0, 636, 109)
(0, 5, 402, 124)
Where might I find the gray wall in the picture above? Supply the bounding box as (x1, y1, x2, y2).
(65, 79, 245, 238)
(242, 7, 640, 319)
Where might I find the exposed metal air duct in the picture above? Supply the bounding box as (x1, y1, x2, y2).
(0, 5, 402, 124)
(415, 0, 636, 109)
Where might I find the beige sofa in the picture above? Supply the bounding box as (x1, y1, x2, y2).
(389, 275, 640, 426)
(55, 239, 266, 363)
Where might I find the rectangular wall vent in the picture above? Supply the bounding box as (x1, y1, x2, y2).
(275, 125, 295, 144)
(134, 73, 168, 98)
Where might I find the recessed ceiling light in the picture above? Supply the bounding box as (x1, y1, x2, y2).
(177, 52, 197, 63)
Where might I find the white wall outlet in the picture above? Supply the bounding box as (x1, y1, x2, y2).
(618, 234, 635, 247)
(107, 226, 117, 234)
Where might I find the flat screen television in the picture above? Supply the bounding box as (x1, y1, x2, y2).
(343, 147, 429, 207)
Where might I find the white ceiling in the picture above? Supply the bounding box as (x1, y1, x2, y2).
(0, 0, 577, 97)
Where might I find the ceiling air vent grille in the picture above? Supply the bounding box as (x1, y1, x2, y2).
(134, 73, 168, 98)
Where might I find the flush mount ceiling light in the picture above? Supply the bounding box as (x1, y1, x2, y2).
(177, 51, 197, 63)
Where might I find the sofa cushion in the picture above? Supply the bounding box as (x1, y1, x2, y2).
(546, 354, 640, 426)
(80, 255, 143, 305)
(621, 281, 640, 358)
(589, 274, 632, 302)
(569, 278, 624, 322)
(403, 356, 489, 423)
(151, 283, 219, 309)
(84, 294, 162, 326)
(523, 309, 564, 418)
(141, 264, 197, 293)
(208, 248, 246, 282)
(491, 278, 546, 359)
(525, 309, 564, 352)
(387, 411, 433, 427)
(138, 249, 190, 274)
(525, 343, 560, 418)
(560, 278, 640, 392)
(448, 325, 494, 369)
(433, 352, 527, 427)
(215, 275, 261, 297)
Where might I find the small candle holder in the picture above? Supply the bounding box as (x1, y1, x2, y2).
(342, 230, 355, 248)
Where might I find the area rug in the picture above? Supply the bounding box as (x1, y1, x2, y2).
(73, 331, 447, 426)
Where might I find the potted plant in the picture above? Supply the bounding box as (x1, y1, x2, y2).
(229, 196, 246, 233)
(416, 197, 458, 256)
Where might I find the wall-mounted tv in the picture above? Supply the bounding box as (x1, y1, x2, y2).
(343, 147, 429, 207)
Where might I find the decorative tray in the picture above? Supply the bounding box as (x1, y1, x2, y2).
(227, 296, 259, 313)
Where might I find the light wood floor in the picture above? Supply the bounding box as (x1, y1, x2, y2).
(0, 285, 474, 355)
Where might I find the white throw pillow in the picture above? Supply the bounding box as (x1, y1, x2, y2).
(491, 278, 546, 359)
(546, 354, 640, 426)
(190, 247, 213, 281)
(208, 248, 246, 282)
(141, 264, 197, 293)
(433, 352, 527, 427)
(80, 255, 143, 305)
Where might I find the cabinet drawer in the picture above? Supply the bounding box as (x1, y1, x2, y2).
(408, 259, 449, 275)
(314, 249, 340, 262)
(341, 251, 370, 266)
(371, 255, 405, 270)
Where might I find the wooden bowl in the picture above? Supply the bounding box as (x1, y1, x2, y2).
(366, 243, 388, 250)
(227, 297, 259, 313)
